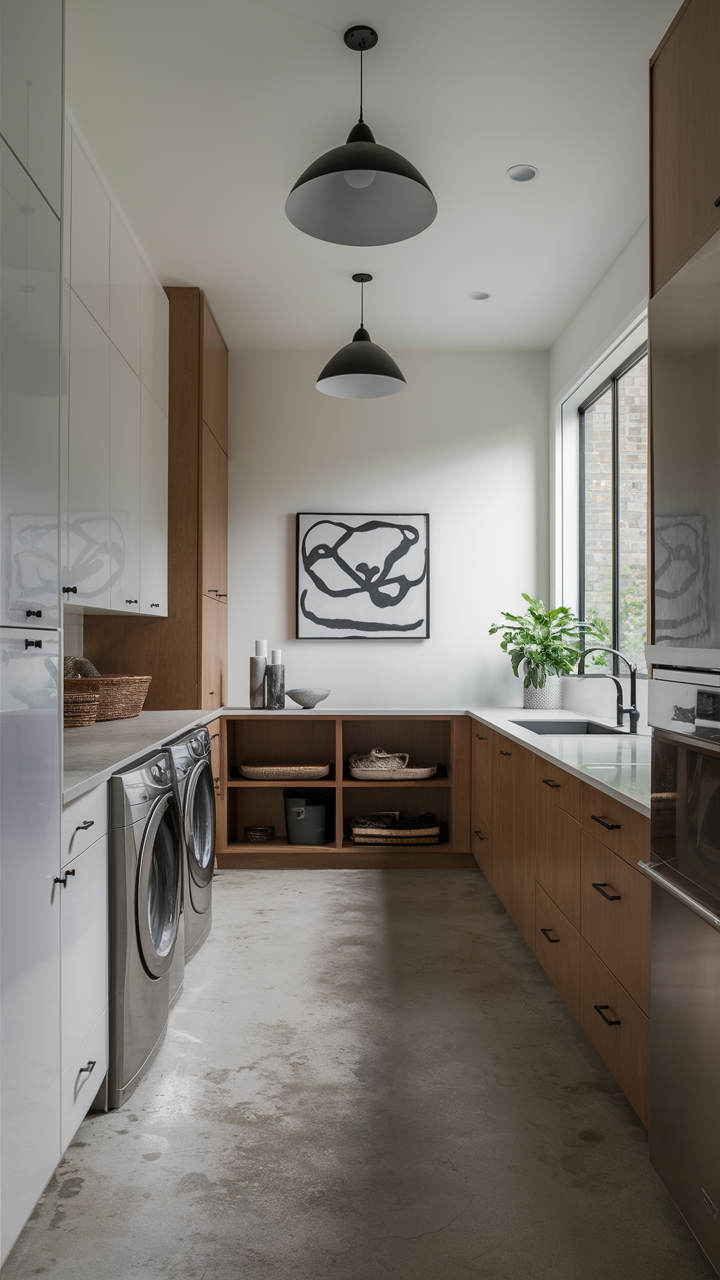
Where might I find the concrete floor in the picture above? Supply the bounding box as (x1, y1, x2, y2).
(3, 869, 716, 1279)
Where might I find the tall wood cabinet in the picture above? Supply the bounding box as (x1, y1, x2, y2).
(650, 0, 720, 294)
(84, 289, 228, 709)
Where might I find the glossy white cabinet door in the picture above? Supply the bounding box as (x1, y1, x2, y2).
(0, 628, 61, 1264)
(61, 835, 108, 1072)
(68, 291, 111, 609)
(70, 133, 110, 336)
(140, 261, 168, 413)
(110, 207, 141, 375)
(61, 1007, 108, 1153)
(62, 117, 71, 285)
(0, 141, 61, 628)
(110, 347, 141, 612)
(140, 386, 168, 616)
(0, 0, 63, 215)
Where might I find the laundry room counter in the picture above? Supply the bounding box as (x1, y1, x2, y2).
(64, 710, 218, 802)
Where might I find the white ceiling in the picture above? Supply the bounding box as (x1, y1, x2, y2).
(66, 0, 680, 351)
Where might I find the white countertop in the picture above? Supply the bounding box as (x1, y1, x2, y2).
(63, 704, 652, 817)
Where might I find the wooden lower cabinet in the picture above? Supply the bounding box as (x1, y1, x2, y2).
(580, 783, 650, 868)
(492, 736, 535, 947)
(535, 883, 581, 1020)
(535, 756, 581, 930)
(201, 596, 227, 710)
(471, 813, 492, 878)
(580, 938, 650, 1127)
(580, 832, 651, 1014)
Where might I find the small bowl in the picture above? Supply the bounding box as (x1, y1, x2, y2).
(244, 825, 274, 844)
(286, 688, 330, 709)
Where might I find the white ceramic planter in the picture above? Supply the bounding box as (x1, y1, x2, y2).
(523, 674, 563, 710)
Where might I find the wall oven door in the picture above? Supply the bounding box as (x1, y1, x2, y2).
(641, 726, 720, 1273)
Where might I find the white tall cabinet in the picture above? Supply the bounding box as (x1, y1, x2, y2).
(63, 119, 168, 617)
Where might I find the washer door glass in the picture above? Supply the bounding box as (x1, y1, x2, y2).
(185, 759, 215, 894)
(136, 792, 182, 978)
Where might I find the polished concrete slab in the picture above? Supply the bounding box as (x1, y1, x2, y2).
(3, 870, 715, 1279)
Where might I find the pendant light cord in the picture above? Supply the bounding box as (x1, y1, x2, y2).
(359, 47, 364, 122)
(360, 278, 364, 326)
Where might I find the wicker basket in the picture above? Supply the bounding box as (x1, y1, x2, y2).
(64, 684, 100, 728)
(66, 675, 152, 721)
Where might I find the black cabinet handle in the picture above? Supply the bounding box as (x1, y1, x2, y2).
(542, 778, 561, 789)
(211, 733, 220, 740)
(500, 750, 512, 756)
(591, 815, 620, 831)
(25, 639, 41, 649)
(62, 586, 78, 595)
(78, 1060, 96, 1075)
(541, 927, 560, 943)
(75, 820, 94, 833)
(26, 609, 42, 618)
(594, 1004, 620, 1027)
(592, 881, 621, 902)
(475, 734, 488, 740)
(53, 869, 76, 887)
(715, 195, 720, 207)
(217, 593, 227, 598)
(150, 602, 160, 608)
(474, 830, 487, 840)
(125, 598, 138, 604)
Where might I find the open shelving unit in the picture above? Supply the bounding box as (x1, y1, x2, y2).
(216, 714, 472, 869)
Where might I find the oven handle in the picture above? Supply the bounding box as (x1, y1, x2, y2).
(637, 861, 720, 933)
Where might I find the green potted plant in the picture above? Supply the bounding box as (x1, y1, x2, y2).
(489, 594, 600, 709)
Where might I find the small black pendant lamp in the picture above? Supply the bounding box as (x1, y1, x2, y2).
(286, 26, 437, 247)
(316, 274, 406, 400)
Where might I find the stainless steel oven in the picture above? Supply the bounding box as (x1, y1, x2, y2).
(643, 676, 720, 1274)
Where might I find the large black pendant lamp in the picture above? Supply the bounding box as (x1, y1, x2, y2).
(316, 274, 406, 399)
(286, 26, 437, 247)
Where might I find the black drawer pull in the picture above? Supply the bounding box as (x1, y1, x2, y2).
(211, 733, 220, 740)
(715, 195, 720, 207)
(53, 869, 76, 887)
(594, 1004, 620, 1027)
(75, 820, 94, 833)
(26, 609, 42, 618)
(542, 778, 561, 789)
(475, 734, 487, 740)
(540, 927, 560, 943)
(500, 750, 512, 756)
(25, 638, 42, 649)
(592, 881, 620, 902)
(78, 1060, 96, 1075)
(474, 830, 487, 841)
(591, 815, 620, 831)
(125, 598, 138, 604)
(62, 585, 78, 595)
(150, 602, 160, 608)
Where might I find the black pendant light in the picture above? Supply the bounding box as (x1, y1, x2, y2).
(316, 274, 406, 399)
(286, 26, 437, 247)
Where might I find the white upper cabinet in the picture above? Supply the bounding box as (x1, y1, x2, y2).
(67, 291, 111, 609)
(0, 141, 61, 628)
(110, 346, 141, 613)
(62, 117, 71, 285)
(0, 0, 63, 216)
(110, 207, 141, 374)
(140, 385, 168, 616)
(141, 261, 168, 412)
(70, 134, 110, 336)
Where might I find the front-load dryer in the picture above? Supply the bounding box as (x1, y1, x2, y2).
(108, 751, 182, 1109)
(165, 726, 215, 961)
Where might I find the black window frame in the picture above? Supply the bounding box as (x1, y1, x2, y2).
(578, 342, 648, 673)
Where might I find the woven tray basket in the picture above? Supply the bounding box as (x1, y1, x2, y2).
(65, 675, 152, 721)
(64, 685, 100, 729)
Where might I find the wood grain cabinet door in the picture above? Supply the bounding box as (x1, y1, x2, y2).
(471, 726, 495, 826)
(200, 422, 228, 602)
(535, 883, 581, 1021)
(471, 815, 492, 879)
(201, 596, 226, 711)
(651, 0, 720, 294)
(492, 736, 535, 946)
(201, 299, 228, 452)
(580, 783, 650, 868)
(580, 938, 650, 1128)
(580, 832, 651, 1014)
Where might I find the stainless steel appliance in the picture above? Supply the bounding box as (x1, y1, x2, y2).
(108, 752, 182, 1109)
(165, 727, 214, 962)
(644, 674, 720, 1273)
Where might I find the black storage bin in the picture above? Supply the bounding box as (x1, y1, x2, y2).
(283, 789, 334, 846)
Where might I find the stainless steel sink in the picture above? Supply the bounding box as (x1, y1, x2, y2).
(510, 719, 626, 736)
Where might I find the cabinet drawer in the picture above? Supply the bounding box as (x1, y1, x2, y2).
(62, 836, 108, 1069)
(61, 1007, 108, 1153)
(535, 800, 581, 930)
(580, 832, 650, 1013)
(538, 766, 582, 821)
(580, 938, 649, 1127)
(62, 784, 108, 868)
(471, 814, 492, 878)
(535, 883, 581, 1020)
(580, 783, 650, 867)
(471, 726, 495, 827)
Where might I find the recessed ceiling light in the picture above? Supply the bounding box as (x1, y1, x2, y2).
(507, 164, 538, 182)
(468, 291, 490, 300)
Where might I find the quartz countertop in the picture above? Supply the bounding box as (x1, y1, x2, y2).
(63, 710, 216, 802)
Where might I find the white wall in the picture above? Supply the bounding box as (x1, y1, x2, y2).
(228, 350, 549, 708)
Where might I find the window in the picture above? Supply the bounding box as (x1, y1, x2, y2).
(579, 346, 648, 672)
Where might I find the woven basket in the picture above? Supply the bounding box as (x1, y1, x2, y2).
(64, 685, 100, 728)
(66, 675, 152, 721)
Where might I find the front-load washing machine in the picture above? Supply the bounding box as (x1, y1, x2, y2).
(108, 751, 182, 1109)
(165, 726, 215, 961)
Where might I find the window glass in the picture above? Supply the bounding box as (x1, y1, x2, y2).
(618, 354, 648, 669)
(582, 388, 613, 662)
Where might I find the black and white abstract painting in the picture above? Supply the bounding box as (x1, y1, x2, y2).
(296, 513, 430, 639)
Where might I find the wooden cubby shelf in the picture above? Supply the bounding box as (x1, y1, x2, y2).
(215, 714, 472, 869)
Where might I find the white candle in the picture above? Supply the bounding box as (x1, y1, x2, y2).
(255, 640, 267, 657)
(271, 649, 282, 665)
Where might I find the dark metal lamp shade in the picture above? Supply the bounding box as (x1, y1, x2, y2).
(286, 124, 437, 247)
(316, 326, 406, 399)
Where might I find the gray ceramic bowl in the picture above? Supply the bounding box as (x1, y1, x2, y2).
(286, 688, 330, 709)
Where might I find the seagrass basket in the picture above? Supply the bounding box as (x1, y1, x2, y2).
(70, 675, 152, 721)
(63, 684, 100, 728)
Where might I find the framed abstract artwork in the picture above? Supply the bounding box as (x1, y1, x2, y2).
(296, 513, 430, 638)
